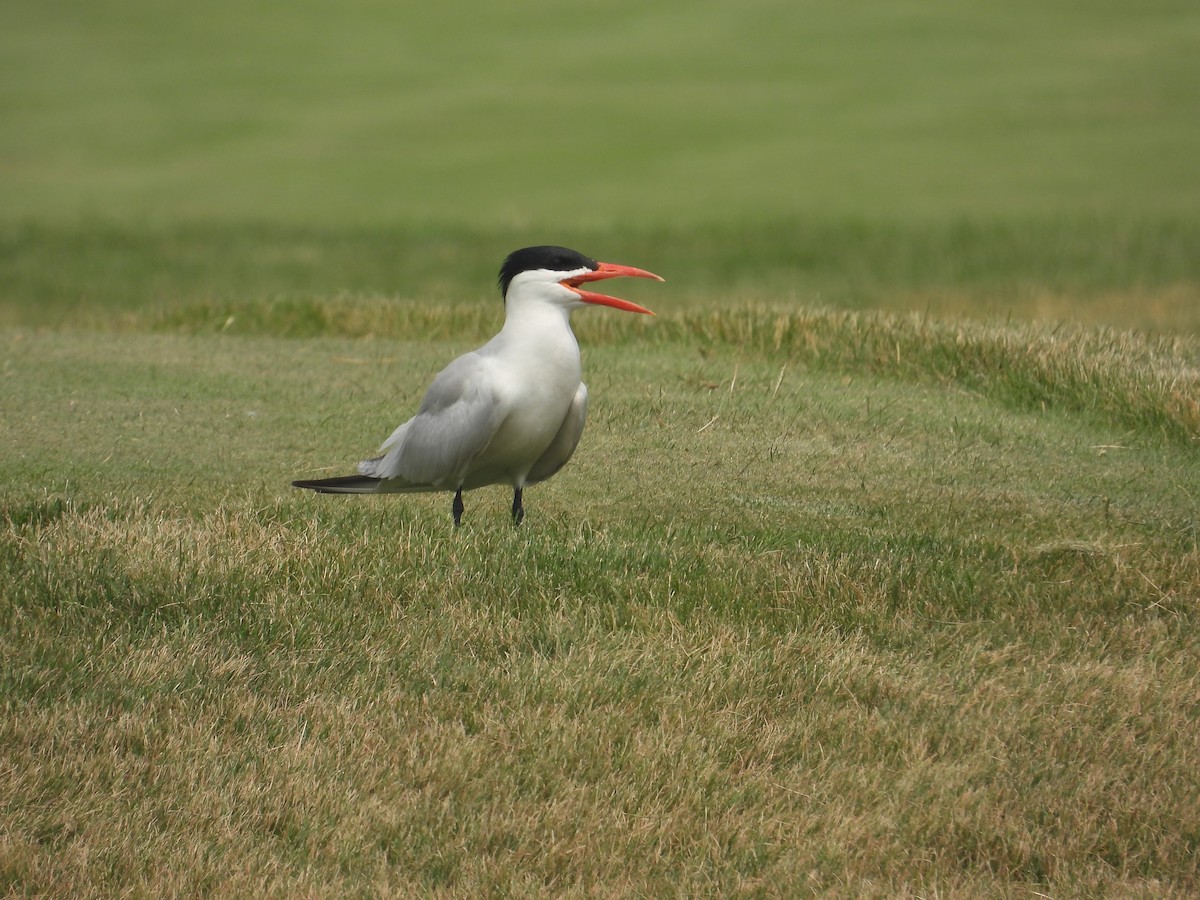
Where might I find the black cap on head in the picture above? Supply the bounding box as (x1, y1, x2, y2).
(498, 246, 598, 297)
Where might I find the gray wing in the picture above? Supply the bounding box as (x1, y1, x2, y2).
(358, 352, 510, 489)
(526, 382, 588, 485)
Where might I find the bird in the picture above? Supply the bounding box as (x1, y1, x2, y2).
(292, 245, 663, 526)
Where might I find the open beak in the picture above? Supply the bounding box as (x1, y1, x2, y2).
(561, 262, 663, 315)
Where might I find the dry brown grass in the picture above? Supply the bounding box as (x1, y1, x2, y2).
(4, 487, 1198, 896)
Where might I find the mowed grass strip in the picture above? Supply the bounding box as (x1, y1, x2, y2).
(2, 320, 1198, 894)
(50, 294, 1200, 445)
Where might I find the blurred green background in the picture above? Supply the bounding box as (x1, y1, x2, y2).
(2, 0, 1199, 328)
(5, 0, 1198, 227)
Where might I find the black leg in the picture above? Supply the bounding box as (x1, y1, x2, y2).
(511, 487, 524, 526)
(452, 488, 464, 527)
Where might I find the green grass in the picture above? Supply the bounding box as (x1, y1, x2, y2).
(4, 0, 1200, 893)
(3, 319, 1199, 895)
(4, 218, 1200, 334)
(3, 0, 1198, 226)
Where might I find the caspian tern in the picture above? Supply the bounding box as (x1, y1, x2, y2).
(292, 245, 662, 526)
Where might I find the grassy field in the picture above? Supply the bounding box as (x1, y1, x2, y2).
(3, 0, 1200, 895)
(3, 316, 1198, 895)
(4, 218, 1200, 337)
(4, 0, 1199, 227)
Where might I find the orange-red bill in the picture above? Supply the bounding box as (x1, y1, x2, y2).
(561, 261, 663, 315)
(566, 287, 655, 315)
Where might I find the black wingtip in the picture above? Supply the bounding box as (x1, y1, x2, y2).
(291, 475, 383, 494)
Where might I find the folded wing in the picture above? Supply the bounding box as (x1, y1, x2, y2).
(357, 352, 510, 491)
